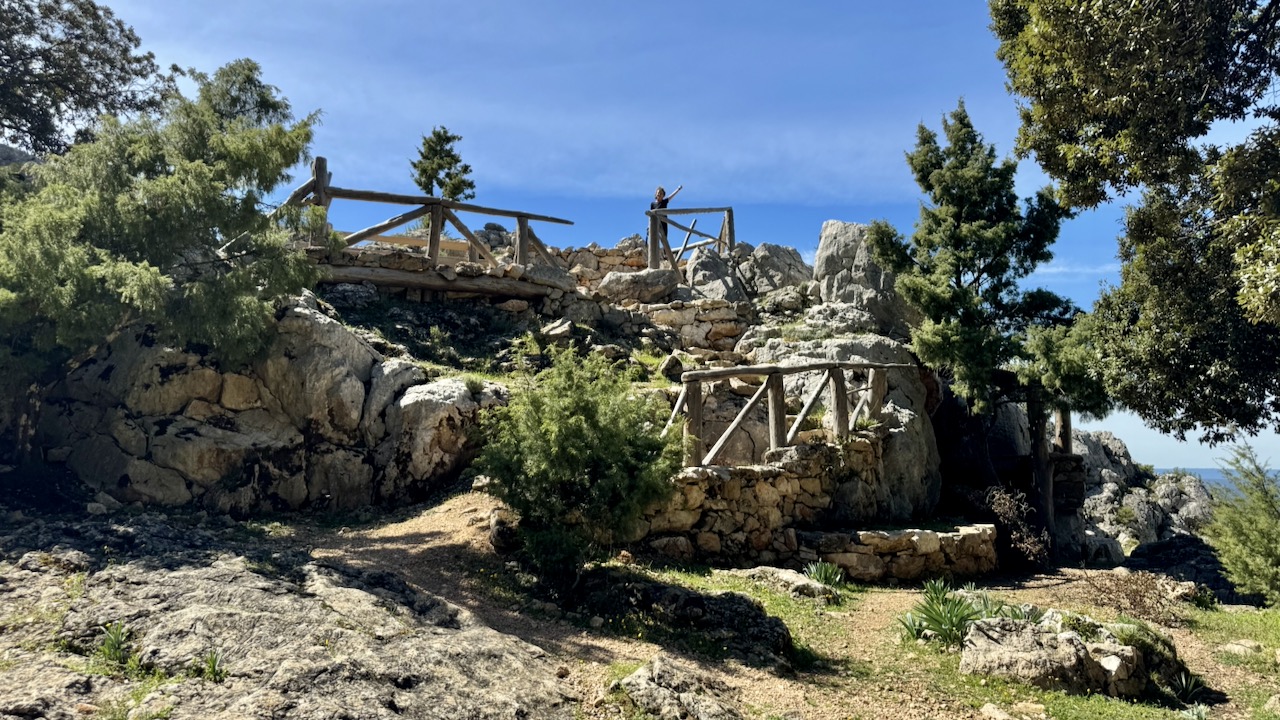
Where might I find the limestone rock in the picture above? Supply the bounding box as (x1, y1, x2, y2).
(686, 247, 748, 302)
(736, 243, 812, 296)
(0, 513, 570, 720)
(598, 268, 680, 303)
(812, 220, 919, 338)
(256, 300, 380, 445)
(360, 358, 428, 445)
(616, 654, 742, 720)
(718, 566, 839, 601)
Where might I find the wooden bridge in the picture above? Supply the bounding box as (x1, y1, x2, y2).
(666, 361, 916, 466)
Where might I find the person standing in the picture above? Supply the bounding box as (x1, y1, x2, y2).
(650, 184, 683, 245)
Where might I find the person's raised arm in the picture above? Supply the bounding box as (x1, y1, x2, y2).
(666, 184, 684, 201)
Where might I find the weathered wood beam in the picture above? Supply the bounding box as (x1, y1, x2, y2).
(645, 212, 720, 242)
(648, 212, 662, 270)
(342, 205, 432, 247)
(663, 384, 688, 436)
(681, 361, 914, 382)
(651, 206, 733, 215)
(320, 265, 551, 298)
(703, 380, 769, 466)
(685, 381, 703, 466)
(831, 370, 850, 438)
(786, 369, 831, 445)
(442, 208, 498, 267)
(515, 217, 530, 265)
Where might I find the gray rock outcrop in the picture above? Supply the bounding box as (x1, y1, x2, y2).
(960, 615, 1150, 698)
(812, 221, 919, 338)
(597, 268, 680, 303)
(0, 514, 571, 720)
(616, 655, 741, 720)
(734, 243, 812, 296)
(686, 246, 748, 302)
(37, 293, 503, 515)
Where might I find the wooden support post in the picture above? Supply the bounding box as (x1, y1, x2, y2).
(717, 214, 728, 254)
(313, 157, 331, 208)
(427, 204, 444, 267)
(867, 368, 888, 419)
(766, 373, 787, 450)
(724, 208, 735, 254)
(786, 372, 831, 445)
(1052, 406, 1072, 454)
(648, 213, 663, 269)
(515, 216, 530, 265)
(685, 381, 703, 466)
(830, 369, 850, 438)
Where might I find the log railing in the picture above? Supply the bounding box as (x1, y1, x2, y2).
(283, 156, 572, 269)
(665, 361, 915, 466)
(644, 206, 735, 271)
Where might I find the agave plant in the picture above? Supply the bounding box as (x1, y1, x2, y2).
(804, 560, 845, 588)
(917, 591, 981, 647)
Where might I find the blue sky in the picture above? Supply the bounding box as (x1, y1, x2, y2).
(109, 0, 1278, 469)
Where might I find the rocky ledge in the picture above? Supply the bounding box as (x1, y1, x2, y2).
(0, 512, 572, 719)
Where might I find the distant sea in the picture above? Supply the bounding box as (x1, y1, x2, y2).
(1156, 467, 1228, 488)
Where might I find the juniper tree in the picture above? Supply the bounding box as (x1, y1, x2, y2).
(410, 126, 475, 201)
(0, 59, 324, 457)
(867, 101, 1074, 413)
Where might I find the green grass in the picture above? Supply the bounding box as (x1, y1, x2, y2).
(1184, 606, 1280, 677)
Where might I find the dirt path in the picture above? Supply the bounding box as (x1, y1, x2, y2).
(303, 493, 1275, 719)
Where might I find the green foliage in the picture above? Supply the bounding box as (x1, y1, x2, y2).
(0, 59, 322, 445)
(410, 126, 475, 201)
(1169, 671, 1206, 705)
(0, 0, 177, 154)
(1203, 445, 1280, 605)
(992, 0, 1280, 439)
(1017, 318, 1113, 420)
(190, 649, 226, 683)
(1179, 704, 1209, 720)
(803, 561, 844, 587)
(903, 580, 981, 648)
(866, 101, 1073, 412)
(96, 621, 133, 669)
(476, 347, 680, 590)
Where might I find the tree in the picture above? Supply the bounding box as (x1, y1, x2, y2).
(991, 0, 1280, 440)
(0, 59, 323, 456)
(410, 126, 475, 201)
(0, 0, 176, 154)
(867, 101, 1074, 412)
(475, 347, 679, 592)
(1203, 445, 1280, 606)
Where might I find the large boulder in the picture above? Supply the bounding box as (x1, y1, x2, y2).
(598, 268, 680, 303)
(812, 221, 919, 338)
(686, 247, 748, 302)
(616, 654, 742, 720)
(736, 243, 812, 296)
(960, 616, 1147, 698)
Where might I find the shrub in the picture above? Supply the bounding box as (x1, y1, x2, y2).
(1202, 445, 1280, 605)
(476, 347, 680, 592)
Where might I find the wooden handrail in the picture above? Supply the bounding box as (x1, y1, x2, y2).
(651, 207, 734, 215)
(677, 362, 916, 466)
(322, 186, 574, 226)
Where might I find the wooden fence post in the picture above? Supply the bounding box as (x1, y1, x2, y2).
(648, 213, 663, 269)
(515, 216, 530, 265)
(724, 208, 735, 254)
(766, 373, 787, 450)
(867, 368, 888, 419)
(685, 380, 702, 466)
(312, 156, 331, 208)
(1052, 406, 1072, 454)
(830, 369, 849, 439)
(427, 204, 443, 267)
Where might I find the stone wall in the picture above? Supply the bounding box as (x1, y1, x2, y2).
(639, 442, 997, 580)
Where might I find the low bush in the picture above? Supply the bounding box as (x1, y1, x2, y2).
(476, 347, 681, 593)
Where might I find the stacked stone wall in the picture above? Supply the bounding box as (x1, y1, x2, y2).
(639, 442, 996, 580)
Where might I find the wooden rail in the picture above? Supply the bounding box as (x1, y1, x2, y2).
(666, 361, 915, 466)
(280, 156, 572, 270)
(645, 206, 735, 271)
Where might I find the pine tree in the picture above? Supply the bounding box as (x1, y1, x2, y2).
(410, 126, 475, 201)
(866, 101, 1073, 412)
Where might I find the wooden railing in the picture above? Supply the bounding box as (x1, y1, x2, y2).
(645, 206, 735, 272)
(665, 361, 914, 466)
(283, 156, 572, 268)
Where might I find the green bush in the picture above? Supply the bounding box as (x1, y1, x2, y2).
(476, 347, 680, 591)
(1202, 445, 1280, 605)
(803, 561, 844, 587)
